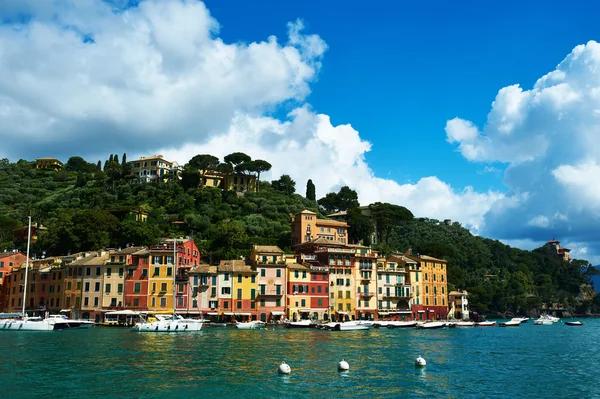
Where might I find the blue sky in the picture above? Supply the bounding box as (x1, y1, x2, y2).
(205, 0, 600, 192)
(2, 0, 600, 261)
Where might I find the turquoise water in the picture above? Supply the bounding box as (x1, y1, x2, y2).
(1, 320, 599, 398)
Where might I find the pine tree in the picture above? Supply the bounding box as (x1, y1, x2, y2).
(122, 153, 127, 166)
(114, 154, 119, 164)
(96, 160, 101, 171)
(109, 154, 114, 163)
(306, 179, 316, 201)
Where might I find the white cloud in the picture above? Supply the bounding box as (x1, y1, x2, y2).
(448, 40, 600, 261)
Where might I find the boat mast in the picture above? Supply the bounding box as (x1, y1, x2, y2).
(173, 237, 176, 316)
(21, 216, 32, 318)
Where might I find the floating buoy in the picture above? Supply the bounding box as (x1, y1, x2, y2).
(278, 361, 291, 375)
(415, 356, 426, 367)
(338, 359, 350, 371)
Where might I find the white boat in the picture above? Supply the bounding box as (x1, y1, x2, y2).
(235, 320, 266, 330)
(499, 319, 521, 327)
(418, 321, 447, 329)
(533, 313, 559, 325)
(325, 321, 370, 331)
(455, 321, 475, 327)
(387, 321, 418, 329)
(132, 237, 203, 333)
(132, 314, 203, 332)
(476, 321, 496, 327)
(285, 319, 316, 328)
(565, 321, 583, 326)
(47, 315, 95, 329)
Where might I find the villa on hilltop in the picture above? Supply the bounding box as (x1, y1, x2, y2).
(546, 239, 571, 261)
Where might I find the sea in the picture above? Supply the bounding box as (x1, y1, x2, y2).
(1, 319, 599, 399)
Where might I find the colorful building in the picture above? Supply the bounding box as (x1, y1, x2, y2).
(35, 157, 63, 170)
(249, 245, 287, 323)
(218, 260, 258, 321)
(546, 239, 571, 261)
(77, 251, 113, 322)
(286, 262, 314, 321)
(130, 155, 182, 183)
(377, 255, 414, 321)
(290, 210, 349, 246)
(188, 264, 219, 318)
(0, 251, 28, 310)
(405, 250, 448, 320)
(448, 290, 469, 320)
(352, 245, 378, 320)
(122, 247, 150, 311)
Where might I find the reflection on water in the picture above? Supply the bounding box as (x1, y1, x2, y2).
(1, 321, 600, 398)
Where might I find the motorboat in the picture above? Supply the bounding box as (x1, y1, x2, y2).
(565, 321, 583, 326)
(285, 319, 317, 328)
(534, 313, 559, 325)
(417, 321, 446, 330)
(499, 319, 521, 327)
(387, 321, 418, 329)
(47, 315, 94, 329)
(324, 321, 370, 331)
(455, 321, 475, 327)
(235, 320, 266, 330)
(132, 314, 203, 332)
(476, 321, 496, 327)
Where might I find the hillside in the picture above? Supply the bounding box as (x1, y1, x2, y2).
(1, 156, 599, 314)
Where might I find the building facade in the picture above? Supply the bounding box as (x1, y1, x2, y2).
(123, 248, 150, 311)
(130, 155, 182, 183)
(405, 250, 448, 320)
(219, 260, 257, 321)
(352, 245, 378, 320)
(290, 210, 349, 246)
(377, 255, 413, 321)
(250, 245, 286, 323)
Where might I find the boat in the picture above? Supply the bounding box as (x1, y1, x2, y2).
(565, 321, 583, 326)
(417, 321, 446, 330)
(47, 314, 95, 329)
(455, 321, 475, 327)
(235, 320, 266, 330)
(387, 321, 418, 329)
(132, 237, 203, 333)
(285, 319, 317, 328)
(476, 321, 496, 327)
(499, 319, 521, 327)
(0, 217, 87, 332)
(323, 321, 370, 331)
(533, 313, 559, 325)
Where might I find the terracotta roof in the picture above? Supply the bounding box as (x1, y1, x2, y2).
(547, 239, 560, 243)
(0, 251, 26, 258)
(189, 264, 217, 274)
(287, 263, 310, 270)
(387, 255, 417, 264)
(315, 219, 348, 227)
(132, 249, 150, 256)
(218, 260, 256, 273)
(252, 245, 284, 254)
(298, 209, 317, 215)
(449, 290, 468, 296)
(70, 251, 112, 266)
(327, 211, 347, 217)
(116, 246, 147, 255)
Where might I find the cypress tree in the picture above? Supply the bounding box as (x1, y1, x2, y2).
(96, 160, 101, 171)
(306, 179, 316, 201)
(114, 154, 119, 164)
(122, 153, 127, 166)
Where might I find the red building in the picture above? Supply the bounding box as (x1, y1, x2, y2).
(120, 247, 150, 311)
(0, 251, 28, 311)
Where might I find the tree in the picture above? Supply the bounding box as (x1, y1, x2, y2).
(181, 166, 201, 190)
(122, 153, 127, 166)
(113, 154, 119, 164)
(318, 192, 338, 213)
(65, 156, 92, 173)
(369, 202, 414, 243)
(272, 174, 296, 195)
(317, 186, 359, 213)
(105, 161, 121, 188)
(0, 158, 9, 169)
(224, 152, 251, 170)
(306, 179, 316, 201)
(346, 207, 373, 244)
(96, 160, 102, 172)
(244, 159, 271, 191)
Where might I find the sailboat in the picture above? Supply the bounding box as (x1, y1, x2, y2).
(0, 217, 63, 331)
(132, 238, 203, 332)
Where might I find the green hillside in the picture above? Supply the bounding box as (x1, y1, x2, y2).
(0, 156, 598, 315)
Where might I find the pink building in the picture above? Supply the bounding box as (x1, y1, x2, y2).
(249, 245, 287, 323)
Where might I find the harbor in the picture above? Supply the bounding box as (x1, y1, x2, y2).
(1, 319, 598, 398)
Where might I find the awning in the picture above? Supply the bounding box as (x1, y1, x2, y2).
(418, 310, 425, 313)
(337, 311, 348, 315)
(271, 311, 285, 316)
(429, 310, 434, 312)
(299, 309, 311, 313)
(223, 312, 234, 315)
(206, 312, 219, 316)
(59, 309, 71, 313)
(378, 312, 389, 315)
(105, 310, 140, 315)
(234, 312, 251, 316)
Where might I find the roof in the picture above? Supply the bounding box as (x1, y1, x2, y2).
(287, 263, 310, 270)
(315, 219, 348, 227)
(387, 255, 417, 264)
(298, 209, 317, 215)
(132, 249, 150, 256)
(70, 251, 112, 266)
(547, 239, 560, 243)
(36, 157, 62, 162)
(252, 245, 284, 254)
(115, 246, 147, 255)
(327, 211, 347, 217)
(218, 260, 256, 273)
(189, 264, 217, 274)
(0, 251, 26, 258)
(449, 290, 468, 296)
(404, 251, 447, 263)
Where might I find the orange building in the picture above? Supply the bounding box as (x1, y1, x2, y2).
(0, 251, 28, 310)
(290, 210, 349, 246)
(405, 249, 448, 320)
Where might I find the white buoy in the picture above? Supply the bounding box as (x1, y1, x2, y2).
(415, 356, 426, 367)
(278, 361, 291, 375)
(338, 359, 350, 371)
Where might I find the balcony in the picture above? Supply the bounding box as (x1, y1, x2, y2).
(360, 276, 371, 282)
(198, 281, 210, 287)
(382, 292, 413, 299)
(359, 265, 373, 271)
(256, 290, 283, 297)
(359, 292, 374, 298)
(315, 247, 355, 254)
(175, 272, 189, 283)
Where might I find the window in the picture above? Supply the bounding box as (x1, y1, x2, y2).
(416, 273, 419, 282)
(105, 284, 111, 293)
(212, 276, 217, 285)
(294, 271, 299, 278)
(119, 268, 124, 277)
(166, 267, 172, 277)
(346, 291, 350, 299)
(118, 284, 123, 293)
(151, 297, 156, 307)
(133, 298, 139, 307)
(250, 301, 255, 309)
(426, 286, 429, 294)
(153, 267, 160, 276)
(211, 287, 217, 297)
(251, 289, 256, 300)
(221, 287, 231, 295)
(237, 301, 242, 309)
(110, 298, 116, 307)
(160, 298, 167, 307)
(84, 297, 89, 306)
(260, 269, 266, 277)
(260, 299, 265, 306)
(426, 298, 429, 305)
(86, 267, 91, 276)
(251, 275, 256, 283)
(161, 283, 167, 292)
(223, 301, 229, 309)
(128, 268, 134, 277)
(134, 283, 141, 293)
(301, 299, 306, 307)
(94, 282, 100, 292)
(142, 269, 148, 277)
(338, 291, 342, 299)
(84, 282, 90, 292)
(237, 288, 242, 299)
(224, 273, 229, 281)
(96, 267, 101, 276)
(153, 256, 162, 265)
(276, 269, 281, 278)
(166, 256, 174, 265)
(177, 297, 184, 307)
(106, 268, 112, 276)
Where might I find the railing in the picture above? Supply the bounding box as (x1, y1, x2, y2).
(314, 248, 355, 254)
(382, 292, 413, 299)
(257, 290, 283, 297)
(359, 292, 374, 298)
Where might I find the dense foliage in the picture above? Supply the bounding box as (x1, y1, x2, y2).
(1, 156, 598, 314)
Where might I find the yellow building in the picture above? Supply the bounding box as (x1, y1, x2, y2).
(130, 155, 182, 183)
(290, 210, 349, 247)
(198, 170, 257, 193)
(286, 262, 312, 321)
(148, 244, 177, 311)
(102, 251, 130, 310)
(35, 157, 63, 171)
(352, 244, 378, 320)
(405, 250, 448, 320)
(377, 255, 414, 320)
(218, 260, 258, 321)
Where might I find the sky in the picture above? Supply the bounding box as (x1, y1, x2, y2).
(1, 0, 600, 262)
